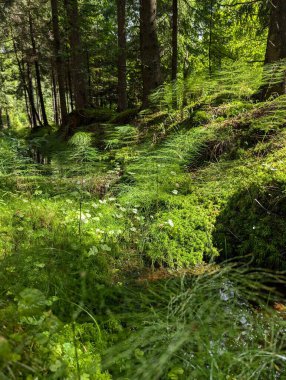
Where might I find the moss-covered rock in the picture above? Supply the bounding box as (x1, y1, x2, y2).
(214, 180, 286, 269)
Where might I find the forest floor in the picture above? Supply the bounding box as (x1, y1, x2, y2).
(1, 90, 286, 378)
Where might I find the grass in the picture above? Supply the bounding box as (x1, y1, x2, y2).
(1, 62, 286, 378)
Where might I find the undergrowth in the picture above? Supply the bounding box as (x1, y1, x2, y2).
(1, 61, 286, 378)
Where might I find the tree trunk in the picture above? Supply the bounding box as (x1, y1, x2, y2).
(263, 0, 286, 96)
(64, 0, 88, 109)
(209, 0, 214, 76)
(140, 0, 162, 107)
(171, 0, 178, 81)
(51, 66, 59, 125)
(29, 13, 49, 126)
(26, 62, 39, 129)
(51, 0, 68, 124)
(117, 0, 128, 111)
(5, 109, 10, 129)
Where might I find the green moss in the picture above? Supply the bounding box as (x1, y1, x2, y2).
(110, 108, 139, 124)
(214, 179, 286, 269)
(190, 110, 212, 126)
(147, 202, 219, 267)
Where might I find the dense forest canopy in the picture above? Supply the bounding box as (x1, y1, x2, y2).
(0, 0, 275, 127)
(1, 0, 286, 379)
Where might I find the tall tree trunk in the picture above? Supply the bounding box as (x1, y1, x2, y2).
(51, 0, 68, 124)
(208, 0, 214, 76)
(26, 62, 39, 128)
(5, 109, 10, 129)
(64, 0, 88, 109)
(263, 0, 286, 96)
(28, 13, 49, 126)
(171, 0, 178, 81)
(140, 0, 162, 107)
(51, 66, 59, 125)
(66, 60, 74, 111)
(117, 0, 128, 111)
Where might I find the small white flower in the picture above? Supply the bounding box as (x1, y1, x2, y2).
(132, 208, 138, 214)
(167, 219, 174, 227)
(172, 190, 179, 195)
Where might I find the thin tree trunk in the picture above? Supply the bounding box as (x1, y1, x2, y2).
(67, 61, 74, 111)
(51, 66, 59, 125)
(5, 109, 10, 129)
(140, 0, 162, 107)
(171, 0, 178, 81)
(117, 0, 128, 111)
(51, 0, 68, 124)
(209, 0, 214, 76)
(64, 0, 88, 109)
(26, 62, 39, 128)
(28, 13, 49, 126)
(11, 31, 34, 128)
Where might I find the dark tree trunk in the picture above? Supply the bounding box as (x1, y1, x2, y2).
(5, 109, 10, 129)
(26, 62, 39, 128)
(51, 66, 59, 125)
(51, 0, 68, 124)
(86, 49, 92, 102)
(67, 60, 74, 111)
(140, 0, 162, 107)
(171, 0, 178, 81)
(11, 31, 34, 128)
(117, 0, 128, 111)
(29, 13, 49, 126)
(64, 0, 88, 109)
(263, 0, 286, 96)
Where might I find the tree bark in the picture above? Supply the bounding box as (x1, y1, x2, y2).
(28, 13, 49, 126)
(51, 66, 59, 125)
(171, 0, 178, 81)
(117, 0, 128, 111)
(64, 0, 88, 109)
(263, 0, 286, 96)
(140, 0, 162, 107)
(26, 62, 39, 128)
(51, 0, 68, 124)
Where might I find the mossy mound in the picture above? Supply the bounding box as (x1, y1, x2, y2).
(214, 180, 286, 269)
(60, 108, 115, 137)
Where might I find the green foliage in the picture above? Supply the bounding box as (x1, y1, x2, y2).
(147, 203, 218, 267)
(110, 108, 139, 124)
(214, 179, 286, 268)
(191, 110, 212, 126)
(106, 266, 286, 380)
(0, 132, 29, 175)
